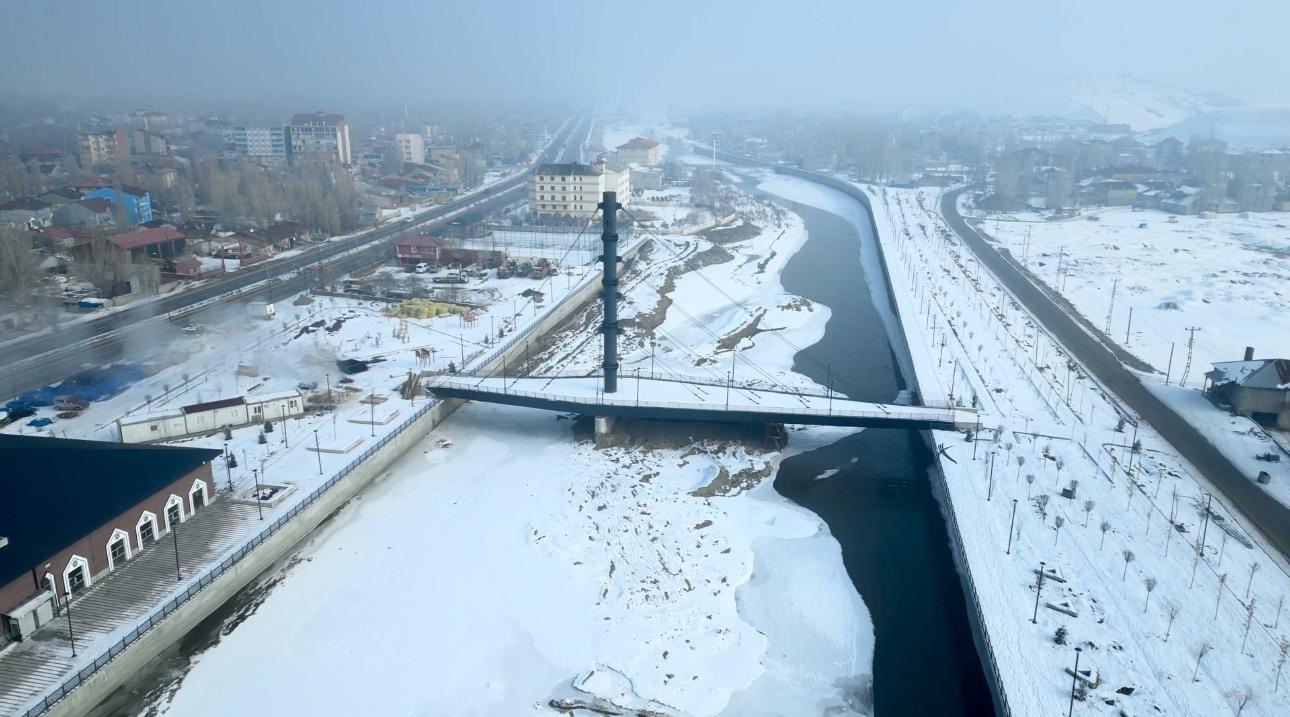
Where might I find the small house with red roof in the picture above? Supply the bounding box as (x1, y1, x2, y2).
(616, 136, 661, 166)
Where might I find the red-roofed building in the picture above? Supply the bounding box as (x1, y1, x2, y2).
(107, 226, 187, 259)
(616, 137, 661, 166)
(395, 234, 449, 267)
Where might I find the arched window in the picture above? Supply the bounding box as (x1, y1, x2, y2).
(164, 494, 185, 532)
(63, 555, 90, 596)
(137, 510, 159, 547)
(189, 479, 210, 513)
(106, 528, 131, 571)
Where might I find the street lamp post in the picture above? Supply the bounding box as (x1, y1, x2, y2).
(65, 592, 76, 657)
(313, 429, 322, 475)
(1007, 499, 1018, 555)
(252, 468, 263, 520)
(1068, 647, 1083, 715)
(172, 518, 182, 582)
(1032, 561, 1046, 624)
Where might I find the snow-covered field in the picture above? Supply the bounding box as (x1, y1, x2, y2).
(865, 183, 1290, 716)
(976, 206, 1290, 506)
(132, 167, 877, 715)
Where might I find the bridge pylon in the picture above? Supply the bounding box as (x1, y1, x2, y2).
(599, 191, 621, 393)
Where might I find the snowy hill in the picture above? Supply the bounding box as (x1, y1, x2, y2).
(1067, 74, 1243, 132)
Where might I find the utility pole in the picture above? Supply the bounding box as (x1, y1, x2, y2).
(1179, 327, 1201, 387)
(1164, 342, 1175, 385)
(314, 429, 322, 475)
(1124, 307, 1134, 347)
(1103, 278, 1117, 334)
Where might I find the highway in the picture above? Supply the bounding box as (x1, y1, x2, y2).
(938, 186, 1290, 559)
(2, 116, 589, 399)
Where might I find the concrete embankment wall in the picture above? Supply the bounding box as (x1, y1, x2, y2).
(718, 154, 1012, 717)
(38, 243, 641, 717)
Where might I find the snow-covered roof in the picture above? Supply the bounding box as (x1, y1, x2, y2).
(246, 389, 303, 404)
(1208, 359, 1290, 389)
(118, 409, 185, 426)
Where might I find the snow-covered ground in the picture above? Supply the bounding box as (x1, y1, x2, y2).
(857, 182, 1290, 716)
(975, 205, 1290, 506)
(130, 165, 877, 715)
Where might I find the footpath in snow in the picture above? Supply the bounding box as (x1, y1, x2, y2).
(852, 180, 1290, 716)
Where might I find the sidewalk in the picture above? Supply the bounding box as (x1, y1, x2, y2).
(0, 500, 264, 716)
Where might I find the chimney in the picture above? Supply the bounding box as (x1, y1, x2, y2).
(1244, 346, 1255, 361)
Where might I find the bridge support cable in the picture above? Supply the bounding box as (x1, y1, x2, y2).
(622, 205, 873, 401)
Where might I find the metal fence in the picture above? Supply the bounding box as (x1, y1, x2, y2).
(20, 398, 439, 717)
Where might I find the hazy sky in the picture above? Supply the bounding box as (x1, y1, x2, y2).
(3, 0, 1287, 111)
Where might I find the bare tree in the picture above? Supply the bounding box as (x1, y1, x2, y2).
(1247, 562, 1261, 600)
(1164, 603, 1180, 642)
(1083, 499, 1095, 528)
(1053, 515, 1065, 545)
(1242, 598, 1258, 653)
(1122, 550, 1136, 582)
(1026, 473, 1035, 499)
(1100, 521, 1111, 551)
(1225, 686, 1254, 716)
(1144, 577, 1157, 612)
(1193, 641, 1212, 682)
(0, 226, 44, 299)
(1276, 637, 1289, 693)
(1216, 573, 1229, 620)
(1016, 455, 1025, 481)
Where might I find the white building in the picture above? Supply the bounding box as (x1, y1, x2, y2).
(118, 391, 305, 443)
(529, 162, 631, 218)
(394, 133, 426, 165)
(289, 112, 352, 165)
(228, 126, 290, 161)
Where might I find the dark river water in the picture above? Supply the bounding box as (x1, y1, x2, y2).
(767, 192, 995, 716)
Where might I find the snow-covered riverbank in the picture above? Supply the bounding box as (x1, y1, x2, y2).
(138, 173, 876, 716)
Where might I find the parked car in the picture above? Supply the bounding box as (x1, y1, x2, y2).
(414, 262, 430, 273)
(54, 395, 89, 411)
(432, 273, 467, 284)
(297, 381, 319, 391)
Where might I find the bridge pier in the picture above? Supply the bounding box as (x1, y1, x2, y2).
(594, 415, 615, 437)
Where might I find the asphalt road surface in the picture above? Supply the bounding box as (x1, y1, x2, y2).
(939, 186, 1290, 559)
(2, 116, 589, 398)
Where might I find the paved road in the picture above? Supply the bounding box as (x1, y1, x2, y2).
(939, 186, 1290, 559)
(2, 116, 589, 398)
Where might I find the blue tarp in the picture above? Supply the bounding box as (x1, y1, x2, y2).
(13, 363, 147, 406)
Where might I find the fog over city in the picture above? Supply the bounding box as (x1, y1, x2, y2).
(4, 0, 1289, 111)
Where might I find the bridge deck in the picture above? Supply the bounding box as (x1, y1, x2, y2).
(429, 376, 973, 431)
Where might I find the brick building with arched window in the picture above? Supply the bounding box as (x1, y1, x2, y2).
(0, 435, 221, 645)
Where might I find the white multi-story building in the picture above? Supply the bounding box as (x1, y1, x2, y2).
(394, 133, 426, 165)
(77, 130, 124, 169)
(228, 126, 290, 161)
(529, 162, 631, 218)
(289, 112, 351, 165)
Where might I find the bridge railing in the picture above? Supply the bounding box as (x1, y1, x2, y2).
(430, 380, 966, 423)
